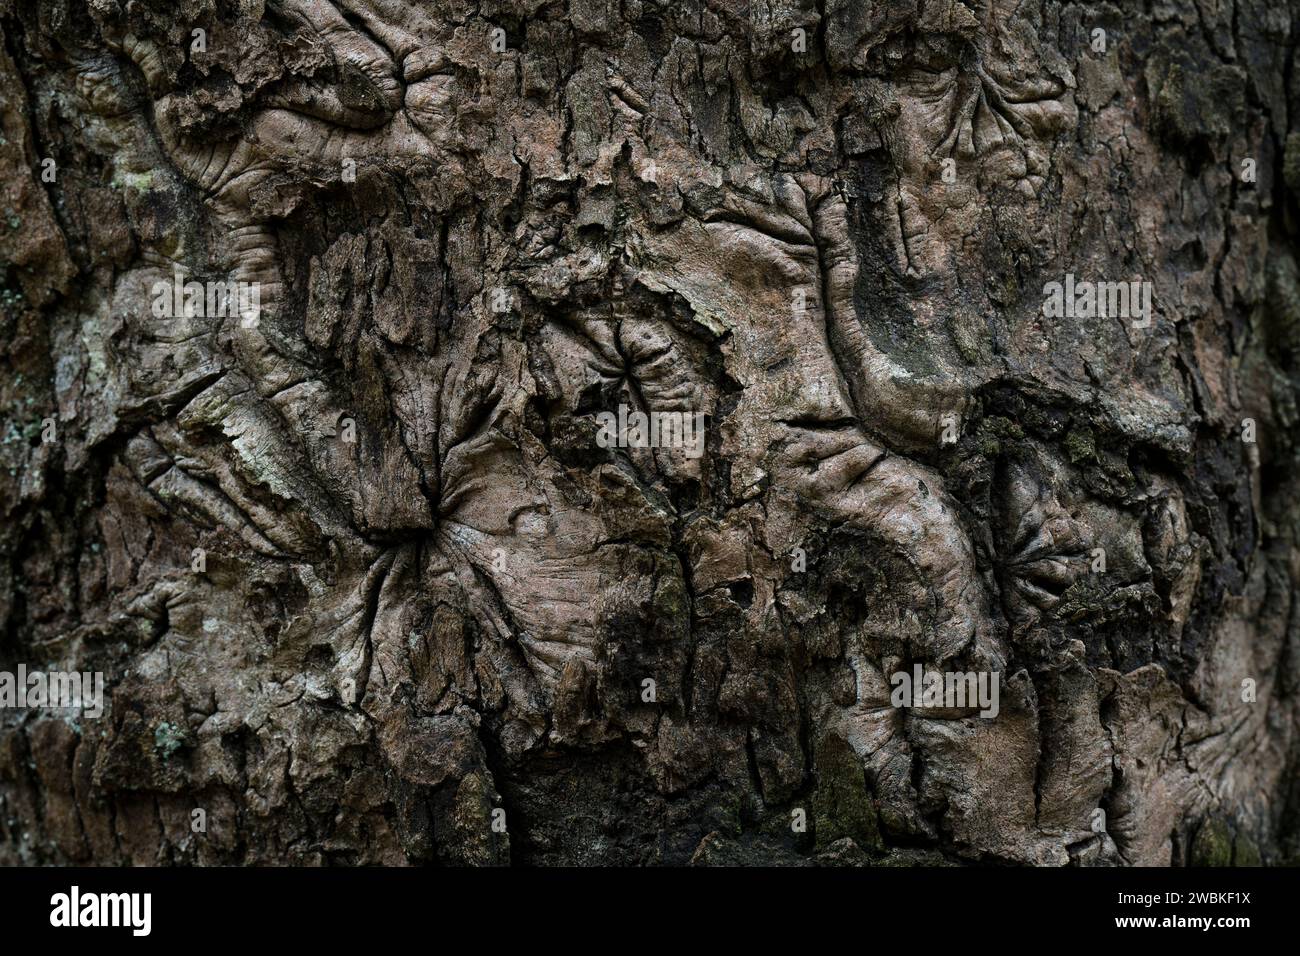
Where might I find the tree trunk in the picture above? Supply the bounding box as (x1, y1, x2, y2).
(2, 0, 1299, 867)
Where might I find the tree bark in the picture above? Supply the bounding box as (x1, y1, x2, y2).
(1, 0, 1299, 866)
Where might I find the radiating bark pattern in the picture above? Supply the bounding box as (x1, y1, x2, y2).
(1, 0, 1298, 866)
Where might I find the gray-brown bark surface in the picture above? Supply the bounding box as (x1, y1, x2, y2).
(1, 0, 1299, 866)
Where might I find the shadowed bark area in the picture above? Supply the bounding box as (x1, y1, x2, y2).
(1, 0, 1299, 866)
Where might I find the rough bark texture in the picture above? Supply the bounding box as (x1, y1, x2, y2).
(2, 0, 1299, 867)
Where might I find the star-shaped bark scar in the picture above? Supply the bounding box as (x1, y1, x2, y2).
(890, 5, 1077, 273)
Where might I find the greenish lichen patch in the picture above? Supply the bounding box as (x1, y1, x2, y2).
(153, 721, 187, 760)
(811, 732, 883, 853)
(1065, 426, 1097, 465)
(974, 415, 1025, 457)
